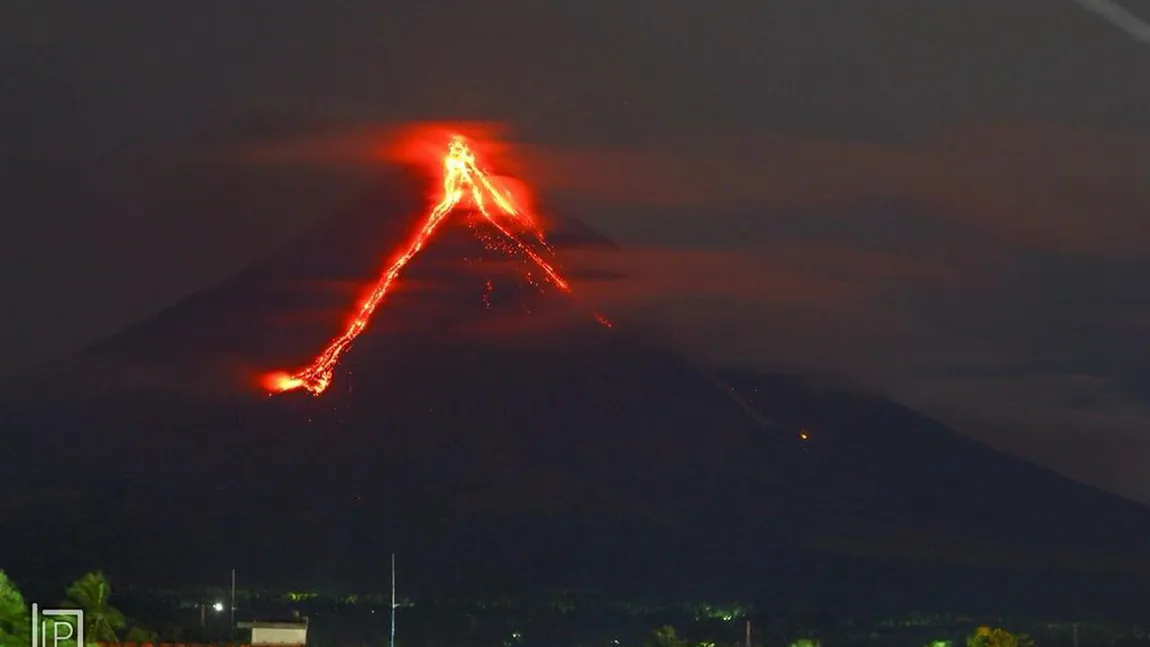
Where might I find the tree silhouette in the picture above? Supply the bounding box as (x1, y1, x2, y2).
(124, 625, 158, 643)
(649, 625, 689, 647)
(0, 571, 30, 647)
(62, 571, 126, 644)
(967, 626, 1035, 647)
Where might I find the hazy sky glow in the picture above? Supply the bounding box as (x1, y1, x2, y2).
(1, 0, 1148, 500)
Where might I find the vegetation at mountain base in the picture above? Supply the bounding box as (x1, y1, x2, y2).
(967, 626, 1035, 647)
(0, 569, 152, 647)
(0, 571, 30, 647)
(2, 568, 1143, 646)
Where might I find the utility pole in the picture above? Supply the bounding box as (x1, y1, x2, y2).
(1073, 623, 1079, 647)
(390, 553, 397, 647)
(230, 569, 237, 645)
(745, 620, 752, 647)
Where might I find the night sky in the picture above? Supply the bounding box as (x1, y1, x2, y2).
(2, 1, 1148, 499)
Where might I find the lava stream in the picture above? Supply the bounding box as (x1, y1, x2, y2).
(263, 136, 608, 396)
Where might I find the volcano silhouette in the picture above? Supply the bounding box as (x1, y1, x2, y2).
(3, 169, 1150, 615)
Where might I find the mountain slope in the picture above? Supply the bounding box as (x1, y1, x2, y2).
(715, 368, 1150, 556)
(2, 173, 1149, 615)
(1, 171, 784, 592)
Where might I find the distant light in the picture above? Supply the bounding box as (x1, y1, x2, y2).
(799, 431, 809, 441)
(213, 602, 224, 612)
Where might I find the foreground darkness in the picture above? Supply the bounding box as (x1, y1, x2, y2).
(2, 172, 1149, 620)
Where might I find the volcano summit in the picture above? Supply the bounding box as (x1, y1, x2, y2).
(2, 131, 1150, 617)
(264, 134, 609, 397)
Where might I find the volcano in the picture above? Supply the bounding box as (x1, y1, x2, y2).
(2, 148, 1150, 616)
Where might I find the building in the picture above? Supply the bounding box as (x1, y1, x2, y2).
(237, 620, 309, 646)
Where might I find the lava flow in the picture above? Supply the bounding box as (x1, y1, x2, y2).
(262, 135, 608, 396)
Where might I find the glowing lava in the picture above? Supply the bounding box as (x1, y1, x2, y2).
(263, 135, 608, 396)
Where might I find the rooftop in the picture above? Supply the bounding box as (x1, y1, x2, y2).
(237, 621, 309, 629)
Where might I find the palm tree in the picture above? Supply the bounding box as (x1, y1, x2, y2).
(62, 571, 126, 645)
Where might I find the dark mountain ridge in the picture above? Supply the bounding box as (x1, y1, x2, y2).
(2, 171, 1149, 616)
(719, 368, 1150, 548)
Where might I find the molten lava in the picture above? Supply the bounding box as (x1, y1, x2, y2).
(263, 135, 608, 396)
